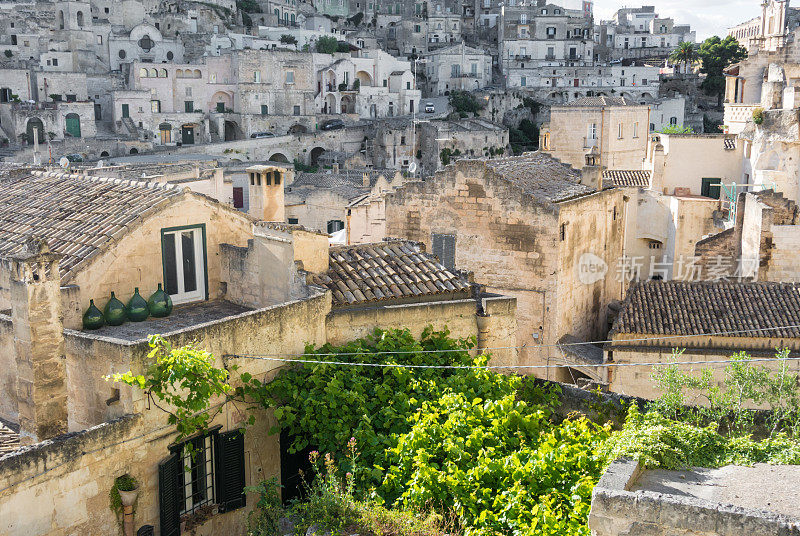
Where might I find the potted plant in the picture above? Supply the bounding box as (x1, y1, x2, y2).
(110, 473, 139, 512)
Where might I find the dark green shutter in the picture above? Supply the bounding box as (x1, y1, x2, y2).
(158, 453, 182, 536)
(215, 430, 246, 513)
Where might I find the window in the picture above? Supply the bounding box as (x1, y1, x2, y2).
(261, 104, 268, 115)
(11, 35, 17, 45)
(520, 13, 527, 23)
(701, 178, 721, 199)
(66, 94, 76, 102)
(520, 76, 526, 86)
(546, 27, 556, 39)
(559, 223, 566, 241)
(648, 241, 662, 249)
(185, 101, 194, 113)
(121, 103, 129, 118)
(451, 64, 460, 77)
(286, 71, 294, 84)
(288, 217, 299, 224)
(161, 225, 207, 304)
(432, 233, 456, 270)
(641, 78, 648, 86)
(669, 116, 677, 126)
(633, 122, 638, 138)
(186, 87, 192, 97)
(327, 220, 345, 233)
(119, 49, 127, 59)
(254, 71, 261, 83)
(158, 428, 245, 536)
(293, 105, 300, 115)
(587, 122, 597, 140)
(617, 124, 623, 138)
(152, 100, 161, 113)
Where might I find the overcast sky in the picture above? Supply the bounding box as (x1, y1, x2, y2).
(588, 0, 759, 40)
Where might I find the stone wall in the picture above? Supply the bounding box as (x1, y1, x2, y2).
(589, 458, 800, 536)
(325, 295, 518, 366)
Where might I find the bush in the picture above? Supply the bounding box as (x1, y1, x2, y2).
(280, 34, 298, 46)
(449, 91, 485, 116)
(3, 50, 12, 58)
(657, 124, 694, 134)
(316, 36, 339, 54)
(752, 106, 765, 125)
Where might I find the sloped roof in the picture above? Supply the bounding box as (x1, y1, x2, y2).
(614, 281, 800, 338)
(287, 169, 393, 203)
(0, 170, 184, 282)
(482, 152, 594, 203)
(0, 421, 20, 457)
(311, 241, 472, 307)
(602, 169, 651, 188)
(567, 96, 637, 107)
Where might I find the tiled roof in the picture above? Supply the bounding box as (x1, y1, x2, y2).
(483, 152, 594, 203)
(311, 241, 472, 307)
(602, 169, 651, 188)
(0, 421, 20, 456)
(614, 281, 800, 338)
(0, 170, 183, 282)
(567, 96, 637, 107)
(287, 169, 393, 203)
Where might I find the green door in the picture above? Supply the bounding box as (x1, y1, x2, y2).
(181, 126, 195, 145)
(701, 178, 721, 199)
(65, 114, 81, 138)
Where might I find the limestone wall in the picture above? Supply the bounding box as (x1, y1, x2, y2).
(325, 296, 518, 366)
(765, 225, 800, 281)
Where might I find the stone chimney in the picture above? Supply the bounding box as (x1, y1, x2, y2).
(362, 172, 370, 188)
(649, 141, 666, 193)
(247, 165, 289, 222)
(9, 237, 67, 444)
(581, 146, 603, 191)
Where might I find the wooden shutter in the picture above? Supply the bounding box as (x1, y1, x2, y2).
(158, 453, 181, 536)
(432, 233, 456, 270)
(215, 430, 246, 513)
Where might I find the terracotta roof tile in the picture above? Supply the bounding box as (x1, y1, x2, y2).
(615, 281, 800, 338)
(312, 241, 472, 307)
(0, 170, 183, 282)
(602, 169, 652, 188)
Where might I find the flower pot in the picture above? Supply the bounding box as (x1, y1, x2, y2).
(118, 487, 139, 507)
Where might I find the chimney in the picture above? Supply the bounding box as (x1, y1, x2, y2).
(649, 142, 665, 192)
(362, 172, 370, 188)
(581, 146, 603, 191)
(9, 237, 67, 444)
(247, 165, 287, 222)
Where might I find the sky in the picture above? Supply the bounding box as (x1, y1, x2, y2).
(587, 0, 759, 40)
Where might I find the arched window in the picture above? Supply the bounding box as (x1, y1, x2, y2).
(140, 67, 149, 77)
(166, 51, 174, 61)
(176, 69, 184, 78)
(118, 49, 126, 59)
(76, 11, 84, 27)
(193, 69, 201, 78)
(160, 68, 168, 77)
(138, 35, 154, 52)
(58, 10, 65, 29)
(149, 68, 158, 77)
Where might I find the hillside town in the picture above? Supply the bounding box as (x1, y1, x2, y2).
(1, 0, 800, 534)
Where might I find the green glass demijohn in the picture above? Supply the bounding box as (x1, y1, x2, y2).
(82, 300, 105, 330)
(147, 283, 173, 318)
(126, 287, 150, 322)
(103, 292, 127, 326)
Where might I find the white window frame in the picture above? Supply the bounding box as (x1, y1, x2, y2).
(162, 226, 206, 305)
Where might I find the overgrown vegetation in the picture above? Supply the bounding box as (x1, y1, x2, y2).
(509, 118, 538, 154)
(112, 329, 800, 535)
(657, 124, 694, 134)
(698, 35, 748, 107)
(280, 34, 298, 46)
(316, 36, 340, 54)
(448, 91, 485, 118)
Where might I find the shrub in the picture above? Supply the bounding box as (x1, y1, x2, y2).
(280, 34, 298, 46)
(3, 50, 12, 58)
(752, 106, 765, 125)
(316, 36, 339, 54)
(657, 124, 694, 134)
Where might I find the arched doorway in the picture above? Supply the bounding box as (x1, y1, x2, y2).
(355, 70, 373, 87)
(288, 124, 307, 135)
(130, 147, 139, 154)
(224, 120, 242, 141)
(269, 152, 289, 163)
(340, 95, 354, 114)
(100, 151, 110, 157)
(65, 113, 81, 138)
(26, 118, 44, 144)
(310, 146, 326, 166)
(324, 94, 336, 114)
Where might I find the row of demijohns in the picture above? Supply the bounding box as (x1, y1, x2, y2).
(82, 284, 173, 330)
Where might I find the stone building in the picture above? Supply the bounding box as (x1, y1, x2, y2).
(417, 118, 509, 174)
(594, 6, 695, 63)
(385, 152, 625, 380)
(424, 43, 493, 95)
(605, 280, 800, 399)
(727, 0, 800, 53)
(541, 96, 650, 170)
(0, 164, 516, 535)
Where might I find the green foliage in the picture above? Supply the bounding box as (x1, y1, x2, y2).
(245, 478, 284, 536)
(353, 79, 360, 90)
(600, 406, 800, 470)
(280, 34, 298, 46)
(347, 12, 364, 26)
(316, 36, 340, 54)
(657, 124, 694, 134)
(650, 349, 800, 437)
(698, 35, 747, 104)
(237, 0, 260, 13)
(109, 474, 139, 518)
(293, 158, 318, 173)
(703, 114, 722, 133)
(509, 119, 538, 154)
(449, 91, 485, 116)
(668, 41, 698, 71)
(440, 148, 452, 166)
(3, 50, 12, 58)
(107, 335, 232, 444)
(752, 106, 765, 125)
(337, 42, 351, 53)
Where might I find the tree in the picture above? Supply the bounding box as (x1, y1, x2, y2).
(668, 41, 698, 74)
(280, 34, 298, 46)
(698, 35, 747, 108)
(316, 36, 339, 54)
